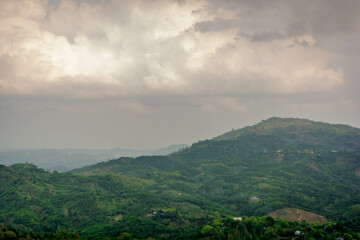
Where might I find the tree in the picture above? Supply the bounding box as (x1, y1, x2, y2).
(343, 233, 353, 240)
(201, 225, 214, 236)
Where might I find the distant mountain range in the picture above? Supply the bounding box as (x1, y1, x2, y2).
(0, 144, 188, 172)
(1, 117, 359, 239)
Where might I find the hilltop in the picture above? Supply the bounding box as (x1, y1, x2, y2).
(214, 117, 360, 151)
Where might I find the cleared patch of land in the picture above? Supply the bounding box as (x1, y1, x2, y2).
(268, 208, 327, 224)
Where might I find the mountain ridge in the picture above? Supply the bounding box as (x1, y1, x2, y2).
(214, 117, 360, 150)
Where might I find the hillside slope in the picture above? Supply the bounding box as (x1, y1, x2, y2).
(0, 163, 231, 239)
(71, 118, 360, 226)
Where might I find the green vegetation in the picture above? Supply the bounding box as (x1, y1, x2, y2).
(2, 217, 360, 240)
(1, 117, 360, 239)
(0, 163, 227, 239)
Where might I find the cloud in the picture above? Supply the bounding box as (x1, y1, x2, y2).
(0, 0, 347, 100)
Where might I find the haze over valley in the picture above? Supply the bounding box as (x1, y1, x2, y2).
(0, 144, 187, 172)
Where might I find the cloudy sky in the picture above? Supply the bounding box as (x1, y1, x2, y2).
(1, 0, 359, 149)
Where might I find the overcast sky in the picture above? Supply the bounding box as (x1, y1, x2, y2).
(1, 0, 359, 149)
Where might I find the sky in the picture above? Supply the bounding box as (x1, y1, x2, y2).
(0, 0, 359, 149)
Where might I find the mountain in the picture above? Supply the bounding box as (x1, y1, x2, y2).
(71, 117, 360, 223)
(1, 117, 360, 238)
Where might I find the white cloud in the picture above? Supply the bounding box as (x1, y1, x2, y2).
(0, 0, 345, 100)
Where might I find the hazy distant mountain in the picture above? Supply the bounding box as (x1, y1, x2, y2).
(149, 144, 188, 155)
(0, 144, 188, 172)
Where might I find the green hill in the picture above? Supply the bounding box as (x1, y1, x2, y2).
(71, 117, 360, 223)
(1, 117, 360, 238)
